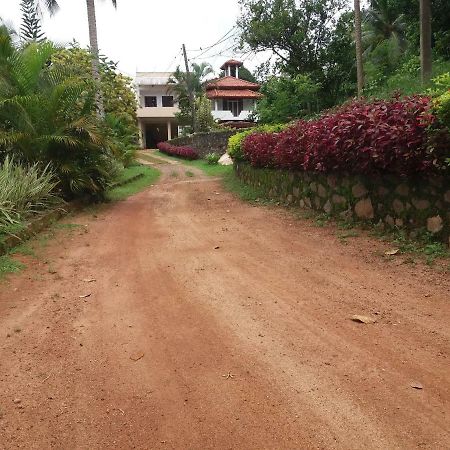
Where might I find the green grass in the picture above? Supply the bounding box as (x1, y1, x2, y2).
(10, 243, 35, 257)
(222, 171, 270, 203)
(0, 255, 24, 278)
(0, 222, 26, 243)
(154, 151, 232, 177)
(107, 165, 160, 201)
(185, 170, 195, 177)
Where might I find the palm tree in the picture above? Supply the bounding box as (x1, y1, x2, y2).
(354, 0, 364, 97)
(86, 0, 117, 117)
(419, 0, 432, 83)
(0, 28, 111, 197)
(169, 62, 213, 132)
(32, 0, 117, 117)
(362, 0, 407, 56)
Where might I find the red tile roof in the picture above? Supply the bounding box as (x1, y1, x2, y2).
(206, 89, 263, 99)
(206, 76, 260, 90)
(220, 59, 244, 70)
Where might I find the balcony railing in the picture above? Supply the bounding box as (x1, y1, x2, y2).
(137, 106, 180, 119)
(212, 110, 253, 121)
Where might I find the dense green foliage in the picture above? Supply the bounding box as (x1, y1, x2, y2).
(255, 75, 320, 123)
(51, 44, 138, 166)
(196, 94, 215, 132)
(0, 156, 59, 226)
(0, 25, 138, 203)
(238, 0, 450, 121)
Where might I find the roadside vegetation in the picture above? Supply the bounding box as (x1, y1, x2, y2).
(107, 165, 160, 201)
(154, 151, 232, 177)
(0, 8, 142, 256)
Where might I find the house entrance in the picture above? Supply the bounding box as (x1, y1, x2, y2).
(145, 124, 167, 149)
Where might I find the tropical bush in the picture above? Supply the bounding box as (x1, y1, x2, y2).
(157, 142, 199, 160)
(228, 124, 287, 160)
(104, 113, 137, 167)
(0, 26, 131, 200)
(205, 152, 220, 165)
(241, 96, 449, 177)
(0, 156, 60, 226)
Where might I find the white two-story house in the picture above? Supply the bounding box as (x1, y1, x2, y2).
(136, 72, 180, 148)
(205, 60, 262, 123)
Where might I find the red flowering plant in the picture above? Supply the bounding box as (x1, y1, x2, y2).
(241, 96, 448, 176)
(157, 142, 199, 160)
(242, 132, 278, 168)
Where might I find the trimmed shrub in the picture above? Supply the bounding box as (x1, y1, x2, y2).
(205, 152, 220, 165)
(157, 142, 199, 160)
(242, 132, 279, 168)
(241, 96, 449, 177)
(228, 124, 287, 160)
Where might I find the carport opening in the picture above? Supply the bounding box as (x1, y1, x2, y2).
(145, 124, 168, 149)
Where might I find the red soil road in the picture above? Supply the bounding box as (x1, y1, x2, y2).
(0, 153, 449, 450)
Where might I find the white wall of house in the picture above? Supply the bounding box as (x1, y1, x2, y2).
(138, 86, 178, 109)
(210, 98, 257, 121)
(135, 72, 180, 147)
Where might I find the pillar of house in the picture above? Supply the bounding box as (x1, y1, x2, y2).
(167, 121, 172, 141)
(214, 99, 218, 111)
(138, 120, 145, 149)
(236, 66, 239, 79)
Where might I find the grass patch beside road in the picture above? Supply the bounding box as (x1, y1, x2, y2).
(0, 255, 24, 278)
(154, 151, 232, 177)
(107, 165, 160, 201)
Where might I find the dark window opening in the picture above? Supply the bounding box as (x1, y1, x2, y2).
(223, 99, 243, 117)
(230, 66, 237, 77)
(144, 96, 157, 107)
(162, 95, 174, 107)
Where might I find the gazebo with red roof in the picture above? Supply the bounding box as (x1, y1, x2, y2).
(206, 60, 262, 122)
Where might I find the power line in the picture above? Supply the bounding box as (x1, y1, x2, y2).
(163, 49, 183, 72)
(193, 26, 238, 59)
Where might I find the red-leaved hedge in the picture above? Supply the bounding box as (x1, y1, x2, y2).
(157, 142, 199, 160)
(242, 96, 448, 176)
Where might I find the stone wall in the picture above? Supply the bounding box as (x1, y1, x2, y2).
(235, 162, 450, 244)
(169, 130, 237, 158)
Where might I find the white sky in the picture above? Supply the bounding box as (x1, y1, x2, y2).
(0, 0, 275, 78)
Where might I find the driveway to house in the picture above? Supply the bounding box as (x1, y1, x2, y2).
(1, 151, 449, 449)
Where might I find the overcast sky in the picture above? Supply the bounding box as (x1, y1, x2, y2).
(0, 0, 275, 78)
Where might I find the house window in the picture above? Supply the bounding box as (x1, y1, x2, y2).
(223, 99, 244, 117)
(162, 96, 174, 107)
(144, 96, 157, 107)
(230, 66, 237, 77)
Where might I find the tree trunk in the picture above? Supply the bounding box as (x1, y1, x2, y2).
(420, 0, 432, 84)
(86, 0, 104, 117)
(354, 0, 364, 97)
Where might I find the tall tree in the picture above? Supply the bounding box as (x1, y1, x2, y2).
(238, 0, 345, 76)
(354, 0, 364, 97)
(33, 0, 117, 117)
(419, 0, 432, 83)
(20, 0, 45, 42)
(169, 63, 213, 131)
(362, 0, 407, 55)
(86, 0, 117, 117)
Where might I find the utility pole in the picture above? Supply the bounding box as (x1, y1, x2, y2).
(354, 0, 364, 97)
(182, 44, 196, 133)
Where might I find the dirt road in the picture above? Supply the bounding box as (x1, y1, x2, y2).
(1, 152, 449, 449)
